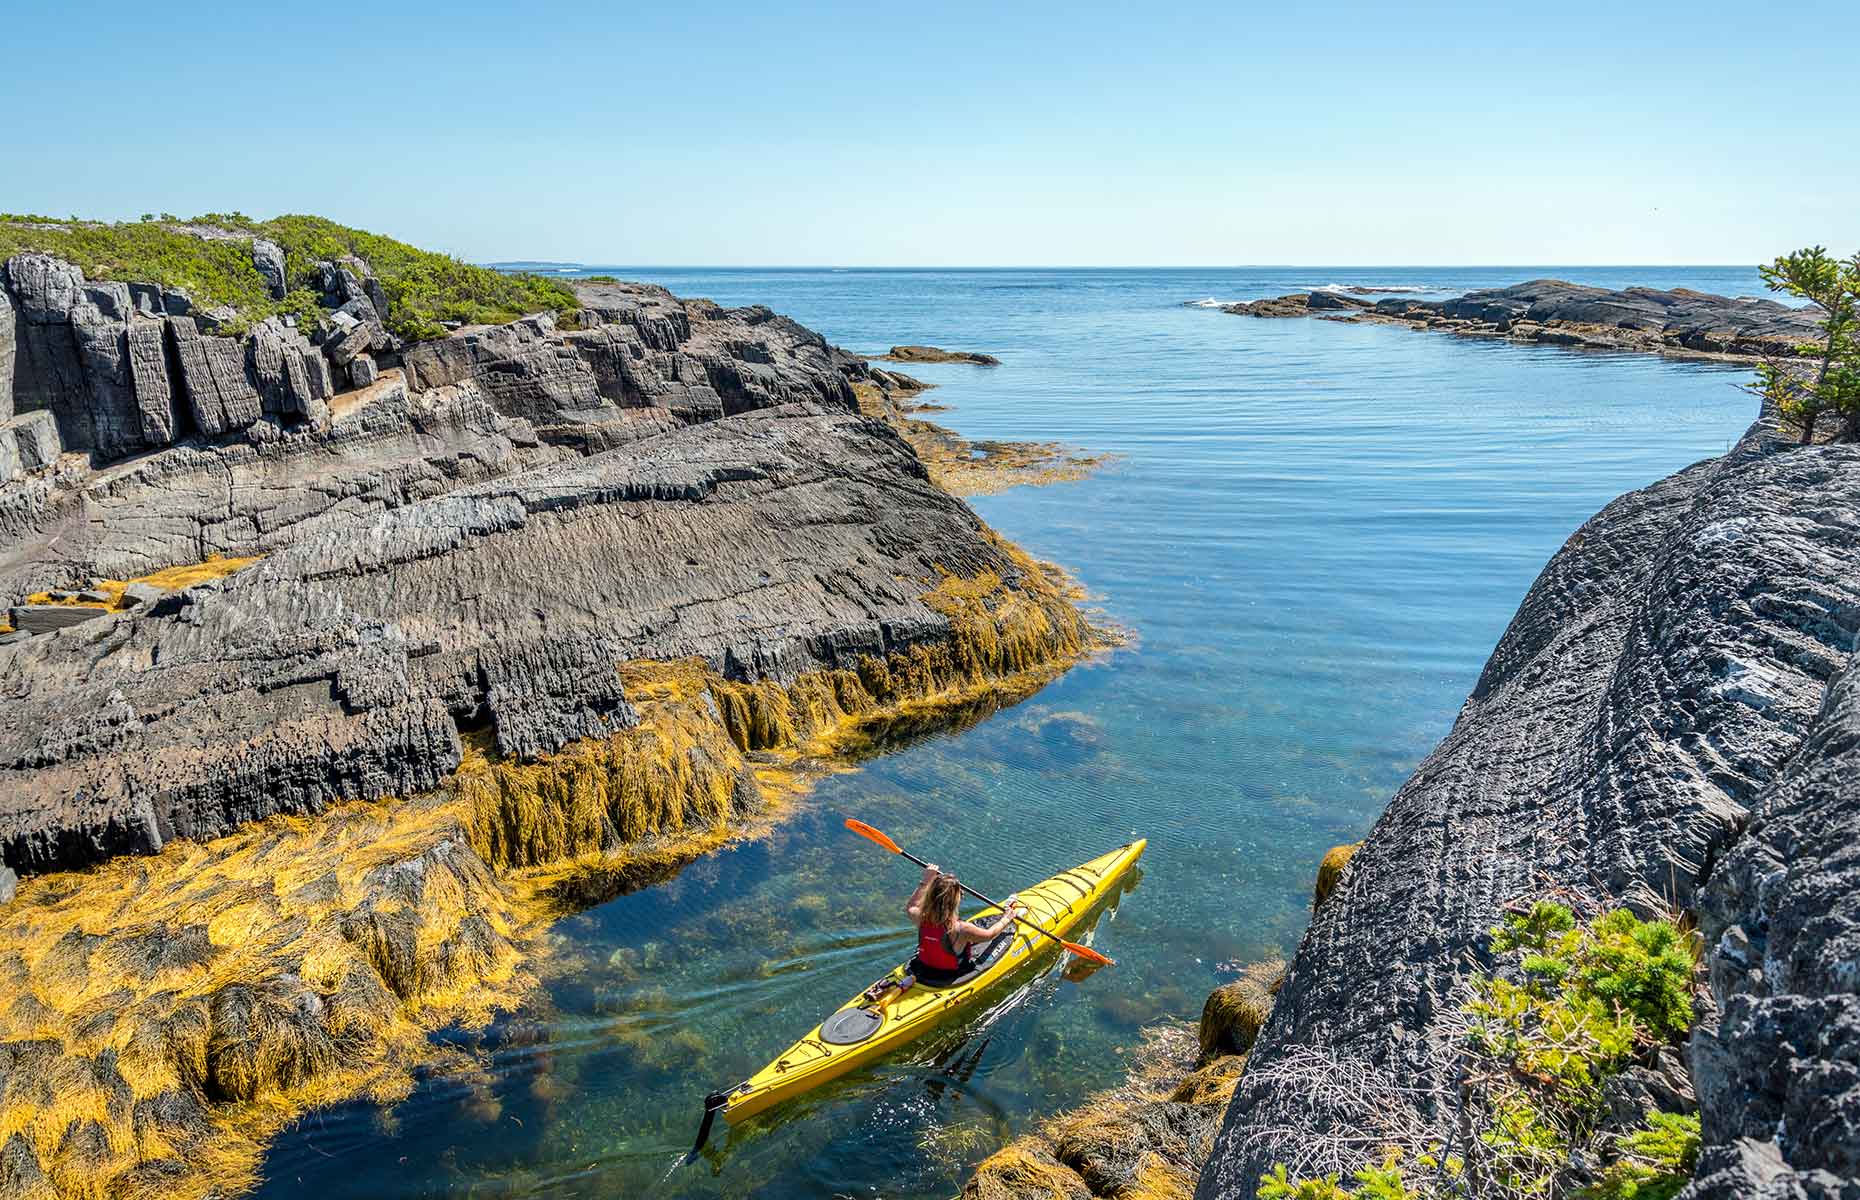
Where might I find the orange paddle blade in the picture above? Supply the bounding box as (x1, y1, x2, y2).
(843, 818, 902, 855)
(1062, 940, 1114, 966)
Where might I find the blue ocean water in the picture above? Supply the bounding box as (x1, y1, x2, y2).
(258, 268, 1765, 1198)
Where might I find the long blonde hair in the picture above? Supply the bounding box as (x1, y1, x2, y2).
(924, 875, 961, 927)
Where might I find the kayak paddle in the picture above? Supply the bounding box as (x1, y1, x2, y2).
(843, 818, 1115, 966)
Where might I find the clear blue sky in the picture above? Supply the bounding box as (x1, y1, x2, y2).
(6, 1, 1855, 266)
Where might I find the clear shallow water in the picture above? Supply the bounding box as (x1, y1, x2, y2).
(258, 268, 1762, 1198)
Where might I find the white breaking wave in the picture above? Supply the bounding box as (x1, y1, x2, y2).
(1186, 298, 1238, 308)
(1308, 283, 1437, 295)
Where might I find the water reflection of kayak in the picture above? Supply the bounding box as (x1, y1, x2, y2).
(690, 839, 1147, 1152)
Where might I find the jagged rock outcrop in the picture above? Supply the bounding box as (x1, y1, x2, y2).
(0, 400, 1056, 874)
(1197, 410, 1860, 1196)
(0, 258, 1085, 878)
(403, 282, 860, 431)
(1221, 280, 1825, 361)
(1685, 653, 1860, 1198)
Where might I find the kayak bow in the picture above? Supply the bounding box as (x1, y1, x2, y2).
(688, 838, 1145, 1157)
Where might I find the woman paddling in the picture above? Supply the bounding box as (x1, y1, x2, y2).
(905, 863, 1023, 982)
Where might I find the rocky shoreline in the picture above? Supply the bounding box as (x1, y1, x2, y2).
(0, 228, 1101, 1199)
(1220, 279, 1823, 362)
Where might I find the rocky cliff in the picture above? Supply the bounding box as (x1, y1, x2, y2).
(0, 226, 1096, 1200)
(1196, 406, 1860, 1197)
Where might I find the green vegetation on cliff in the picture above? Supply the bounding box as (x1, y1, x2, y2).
(1259, 901, 1702, 1200)
(0, 213, 579, 342)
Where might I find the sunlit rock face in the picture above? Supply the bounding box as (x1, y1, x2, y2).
(1196, 411, 1860, 1197)
(0, 260, 1087, 877)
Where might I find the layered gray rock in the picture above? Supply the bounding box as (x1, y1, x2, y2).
(1376, 281, 1821, 356)
(1685, 654, 1860, 1197)
(0, 374, 539, 601)
(6, 255, 93, 442)
(0, 267, 1067, 879)
(402, 281, 860, 432)
(1198, 412, 1860, 1196)
(249, 317, 332, 426)
(167, 315, 261, 435)
(0, 401, 1049, 874)
(0, 282, 14, 422)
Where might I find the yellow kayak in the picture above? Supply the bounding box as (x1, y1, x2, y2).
(691, 838, 1146, 1151)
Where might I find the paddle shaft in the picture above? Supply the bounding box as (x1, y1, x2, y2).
(896, 846, 1079, 957)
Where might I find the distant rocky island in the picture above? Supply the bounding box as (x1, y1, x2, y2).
(873, 344, 1003, 366)
(0, 215, 1099, 1200)
(1220, 279, 1822, 361)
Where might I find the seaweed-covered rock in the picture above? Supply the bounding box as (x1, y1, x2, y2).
(1311, 841, 1358, 907)
(1199, 412, 1860, 1197)
(1198, 958, 1283, 1063)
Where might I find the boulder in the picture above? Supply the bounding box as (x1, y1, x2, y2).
(195, 305, 238, 334)
(119, 582, 167, 609)
(0, 866, 13, 904)
(8, 410, 65, 472)
(348, 354, 378, 389)
(402, 336, 474, 390)
(9, 604, 110, 635)
(251, 239, 287, 300)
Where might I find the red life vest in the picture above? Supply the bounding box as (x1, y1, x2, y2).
(917, 921, 963, 971)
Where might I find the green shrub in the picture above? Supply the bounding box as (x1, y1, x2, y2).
(1578, 1113, 1700, 1200)
(1258, 1152, 1452, 1200)
(0, 213, 581, 344)
(1260, 903, 1701, 1200)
